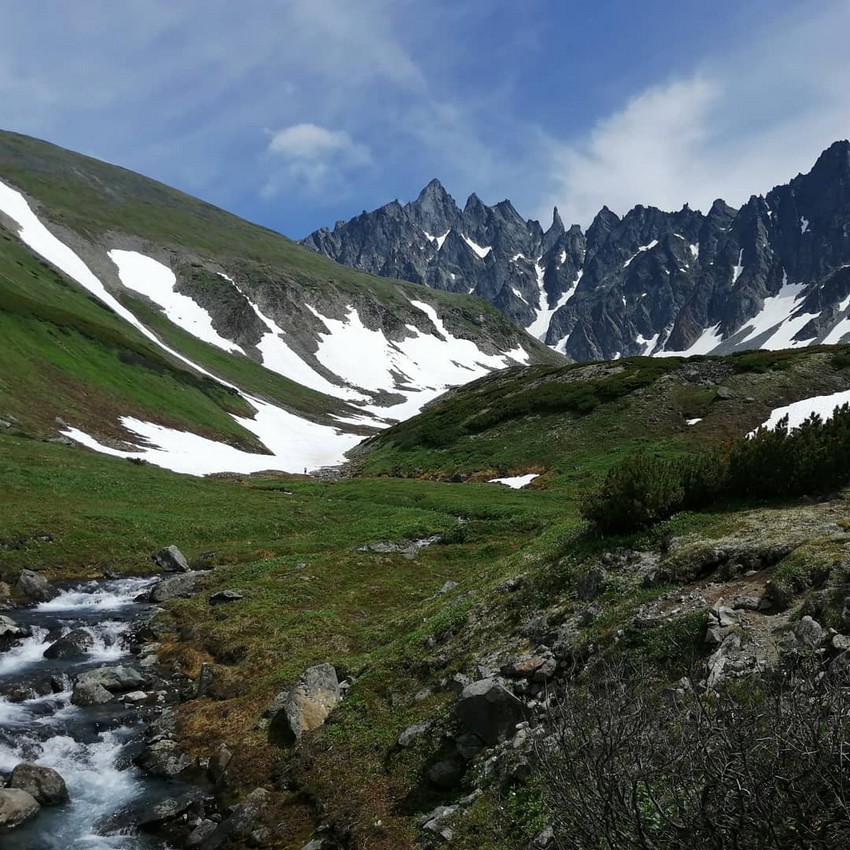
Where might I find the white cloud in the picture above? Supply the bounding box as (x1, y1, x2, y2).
(263, 123, 371, 196)
(541, 2, 850, 227)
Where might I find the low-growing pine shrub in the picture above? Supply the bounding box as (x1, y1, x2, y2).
(583, 404, 850, 534)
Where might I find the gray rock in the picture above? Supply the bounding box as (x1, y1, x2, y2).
(793, 616, 824, 649)
(456, 678, 529, 746)
(136, 790, 203, 828)
(300, 839, 327, 850)
(576, 566, 607, 601)
(76, 665, 145, 693)
(208, 744, 233, 783)
(456, 732, 485, 760)
(268, 663, 339, 746)
(150, 572, 205, 603)
(709, 603, 741, 628)
(152, 545, 190, 573)
(8, 763, 68, 806)
(436, 580, 457, 596)
(528, 825, 555, 848)
(196, 663, 215, 698)
(427, 759, 463, 789)
(71, 680, 113, 706)
(198, 787, 270, 849)
(732, 595, 761, 611)
(716, 386, 734, 400)
(832, 634, 850, 652)
(186, 819, 218, 848)
(209, 590, 244, 605)
(0, 788, 40, 828)
(134, 739, 191, 778)
(397, 721, 430, 748)
(15, 569, 58, 602)
(43, 627, 93, 659)
(0, 615, 31, 650)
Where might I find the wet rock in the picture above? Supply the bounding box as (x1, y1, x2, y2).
(43, 627, 94, 659)
(136, 789, 204, 829)
(0, 788, 40, 828)
(15, 569, 58, 602)
(76, 665, 145, 693)
(209, 590, 244, 605)
(456, 678, 529, 746)
(150, 572, 205, 603)
(8, 763, 68, 806)
(186, 820, 218, 848)
(134, 739, 192, 778)
(71, 680, 113, 706)
(0, 615, 31, 650)
(268, 663, 339, 746)
(123, 691, 148, 704)
(152, 545, 190, 573)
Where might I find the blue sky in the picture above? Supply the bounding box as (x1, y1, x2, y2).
(1, 0, 849, 238)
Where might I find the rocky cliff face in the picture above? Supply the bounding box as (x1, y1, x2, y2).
(303, 141, 850, 362)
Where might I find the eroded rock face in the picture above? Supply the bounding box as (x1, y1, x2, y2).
(8, 763, 68, 806)
(0, 787, 41, 828)
(268, 663, 339, 746)
(455, 678, 529, 746)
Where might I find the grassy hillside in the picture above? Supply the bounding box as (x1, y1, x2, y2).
(4, 342, 850, 848)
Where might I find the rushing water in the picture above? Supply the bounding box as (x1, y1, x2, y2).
(0, 577, 177, 849)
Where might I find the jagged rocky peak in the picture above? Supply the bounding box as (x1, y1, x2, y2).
(302, 141, 850, 359)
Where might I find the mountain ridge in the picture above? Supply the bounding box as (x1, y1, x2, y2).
(303, 140, 850, 362)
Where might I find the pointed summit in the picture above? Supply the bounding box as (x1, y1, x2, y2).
(550, 206, 565, 233)
(587, 205, 620, 246)
(407, 178, 460, 234)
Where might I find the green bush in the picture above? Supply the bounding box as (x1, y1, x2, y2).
(583, 404, 850, 534)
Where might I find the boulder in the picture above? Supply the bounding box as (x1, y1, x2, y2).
(268, 663, 339, 746)
(456, 679, 529, 746)
(8, 763, 68, 806)
(398, 721, 430, 748)
(76, 665, 145, 693)
(209, 590, 244, 605)
(152, 545, 190, 573)
(15, 569, 58, 602)
(427, 759, 464, 789)
(197, 787, 270, 849)
(71, 680, 113, 706)
(135, 789, 203, 829)
(134, 739, 192, 778)
(0, 788, 40, 828)
(43, 627, 93, 660)
(0, 615, 31, 651)
(793, 616, 824, 649)
(186, 820, 218, 848)
(150, 572, 205, 603)
(0, 581, 13, 610)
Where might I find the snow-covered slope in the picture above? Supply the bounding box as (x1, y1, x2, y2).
(0, 135, 546, 476)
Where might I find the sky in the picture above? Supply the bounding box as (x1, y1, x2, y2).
(1, 0, 849, 239)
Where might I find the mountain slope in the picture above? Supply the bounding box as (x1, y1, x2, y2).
(0, 131, 557, 474)
(303, 141, 850, 362)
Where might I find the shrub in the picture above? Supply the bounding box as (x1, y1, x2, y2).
(582, 405, 850, 535)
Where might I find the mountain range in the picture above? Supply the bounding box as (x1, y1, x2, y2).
(303, 141, 850, 362)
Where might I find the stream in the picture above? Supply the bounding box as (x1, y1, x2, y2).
(0, 576, 179, 849)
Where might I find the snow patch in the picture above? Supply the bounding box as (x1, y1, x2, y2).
(739, 278, 807, 345)
(689, 243, 699, 260)
(657, 324, 723, 357)
(731, 249, 744, 284)
(800, 217, 810, 234)
(526, 268, 582, 342)
(686, 418, 702, 426)
(636, 332, 660, 356)
(423, 229, 450, 250)
(462, 235, 492, 258)
(755, 389, 850, 434)
(109, 251, 243, 354)
(488, 473, 539, 489)
(623, 240, 658, 268)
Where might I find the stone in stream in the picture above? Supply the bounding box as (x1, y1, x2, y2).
(134, 739, 192, 778)
(71, 680, 114, 706)
(75, 665, 145, 693)
(8, 763, 69, 806)
(0, 614, 31, 651)
(152, 545, 191, 573)
(15, 569, 58, 602)
(0, 788, 41, 828)
(268, 663, 340, 746)
(43, 627, 94, 659)
(134, 789, 204, 830)
(195, 787, 270, 849)
(150, 572, 205, 603)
